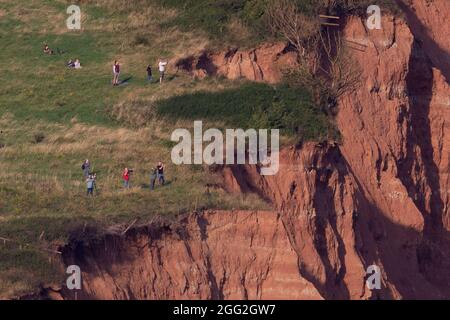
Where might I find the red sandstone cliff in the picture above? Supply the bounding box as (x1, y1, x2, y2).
(174, 42, 298, 84)
(56, 1, 449, 300)
(61, 210, 322, 300)
(336, 8, 450, 297)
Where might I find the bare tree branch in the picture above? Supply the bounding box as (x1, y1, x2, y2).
(268, 0, 361, 112)
(267, 0, 319, 57)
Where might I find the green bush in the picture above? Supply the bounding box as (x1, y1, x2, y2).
(285, 0, 399, 16)
(156, 82, 336, 140)
(157, 0, 400, 44)
(158, 0, 268, 44)
(333, 0, 401, 16)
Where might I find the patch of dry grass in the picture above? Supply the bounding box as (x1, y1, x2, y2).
(0, 114, 270, 297)
(0, 120, 269, 235)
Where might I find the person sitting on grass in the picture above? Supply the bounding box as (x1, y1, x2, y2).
(156, 161, 165, 185)
(67, 58, 81, 69)
(146, 64, 153, 82)
(74, 58, 81, 69)
(86, 174, 96, 196)
(43, 44, 54, 55)
(67, 59, 75, 68)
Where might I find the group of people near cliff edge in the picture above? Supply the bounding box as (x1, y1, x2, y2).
(112, 59, 168, 86)
(43, 43, 169, 86)
(81, 159, 166, 196)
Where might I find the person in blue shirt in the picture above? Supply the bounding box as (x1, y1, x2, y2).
(86, 174, 96, 196)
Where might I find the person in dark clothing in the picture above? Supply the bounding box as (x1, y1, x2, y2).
(150, 167, 157, 190)
(156, 161, 165, 185)
(81, 159, 91, 178)
(146, 65, 153, 82)
(67, 59, 75, 68)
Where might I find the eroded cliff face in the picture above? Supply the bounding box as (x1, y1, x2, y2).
(60, 210, 322, 300)
(222, 141, 448, 299)
(397, 0, 450, 82)
(59, 143, 390, 300)
(174, 42, 298, 83)
(57, 1, 449, 300)
(220, 8, 450, 298)
(337, 11, 449, 295)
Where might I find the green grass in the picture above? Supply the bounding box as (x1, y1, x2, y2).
(156, 0, 400, 46)
(156, 82, 334, 140)
(0, 117, 270, 297)
(0, 32, 115, 124)
(158, 0, 269, 46)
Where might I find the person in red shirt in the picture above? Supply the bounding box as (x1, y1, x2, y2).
(123, 167, 130, 189)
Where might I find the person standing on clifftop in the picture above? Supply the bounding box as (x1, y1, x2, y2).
(158, 59, 168, 84)
(156, 161, 165, 185)
(149, 167, 157, 190)
(146, 64, 153, 83)
(112, 60, 120, 86)
(86, 174, 96, 196)
(123, 167, 130, 189)
(81, 159, 90, 178)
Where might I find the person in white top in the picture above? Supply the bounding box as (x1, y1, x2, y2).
(158, 59, 168, 84)
(74, 59, 81, 69)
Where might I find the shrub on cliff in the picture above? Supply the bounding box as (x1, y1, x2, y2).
(156, 82, 338, 141)
(157, 0, 400, 46)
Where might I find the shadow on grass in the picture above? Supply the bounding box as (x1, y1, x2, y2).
(119, 76, 133, 85)
(140, 180, 172, 189)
